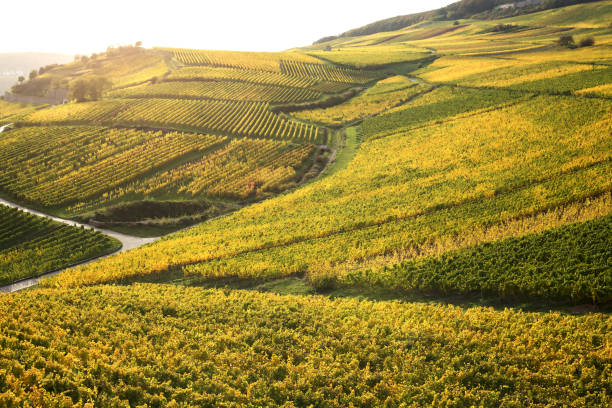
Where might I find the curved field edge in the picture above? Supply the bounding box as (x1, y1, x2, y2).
(0, 204, 122, 286)
(41, 93, 612, 299)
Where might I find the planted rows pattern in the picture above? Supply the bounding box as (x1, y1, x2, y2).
(72, 139, 315, 210)
(363, 86, 525, 140)
(19, 99, 323, 143)
(0, 285, 609, 407)
(343, 214, 612, 303)
(165, 66, 317, 88)
(160, 47, 322, 72)
(280, 60, 379, 84)
(111, 81, 322, 103)
(0, 205, 119, 284)
(47, 96, 612, 290)
(0, 126, 225, 206)
(295, 76, 429, 125)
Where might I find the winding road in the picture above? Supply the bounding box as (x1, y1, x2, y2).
(0, 123, 159, 292)
(0, 197, 158, 293)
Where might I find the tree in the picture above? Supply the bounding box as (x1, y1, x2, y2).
(29, 70, 38, 80)
(557, 35, 575, 48)
(87, 76, 111, 100)
(17, 76, 25, 84)
(70, 78, 89, 102)
(579, 37, 595, 47)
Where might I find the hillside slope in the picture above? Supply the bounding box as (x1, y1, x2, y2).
(0, 52, 73, 94)
(1, 2, 611, 407)
(0, 46, 378, 236)
(315, 0, 604, 43)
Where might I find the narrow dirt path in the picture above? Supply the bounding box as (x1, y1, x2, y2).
(0, 197, 158, 293)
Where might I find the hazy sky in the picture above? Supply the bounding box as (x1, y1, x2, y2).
(1, 0, 455, 55)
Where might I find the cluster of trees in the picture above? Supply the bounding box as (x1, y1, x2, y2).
(105, 41, 143, 56)
(74, 41, 143, 64)
(69, 76, 111, 102)
(558, 35, 596, 48)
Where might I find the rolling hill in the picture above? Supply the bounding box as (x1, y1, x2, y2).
(0, 1, 610, 406)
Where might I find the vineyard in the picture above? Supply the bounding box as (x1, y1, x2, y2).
(46, 94, 612, 289)
(158, 47, 322, 71)
(70, 138, 316, 211)
(0, 205, 119, 284)
(308, 44, 432, 69)
(362, 86, 526, 139)
(294, 76, 431, 125)
(0, 126, 226, 207)
(20, 99, 324, 143)
(165, 65, 318, 88)
(0, 100, 41, 124)
(343, 214, 612, 303)
(1, 2, 612, 406)
(109, 80, 323, 103)
(280, 60, 379, 84)
(0, 284, 609, 407)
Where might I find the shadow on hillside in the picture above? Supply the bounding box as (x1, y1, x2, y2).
(126, 271, 611, 316)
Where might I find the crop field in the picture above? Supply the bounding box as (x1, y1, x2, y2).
(70, 139, 316, 211)
(420, 57, 612, 95)
(0, 126, 226, 207)
(109, 80, 323, 103)
(0, 126, 319, 212)
(1, 2, 612, 406)
(158, 47, 322, 71)
(0, 205, 119, 284)
(46, 94, 612, 291)
(362, 86, 525, 139)
(86, 51, 170, 89)
(344, 214, 612, 303)
(279, 60, 380, 83)
(308, 44, 433, 69)
(165, 65, 318, 88)
(294, 76, 431, 125)
(0, 100, 41, 124)
(19, 99, 323, 142)
(0, 284, 610, 407)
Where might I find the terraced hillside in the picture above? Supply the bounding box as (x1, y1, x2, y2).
(1, 1, 611, 407)
(1, 46, 383, 233)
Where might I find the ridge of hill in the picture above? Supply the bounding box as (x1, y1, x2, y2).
(315, 0, 604, 43)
